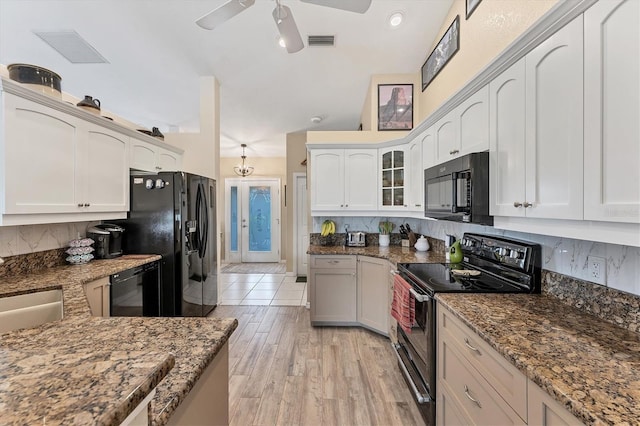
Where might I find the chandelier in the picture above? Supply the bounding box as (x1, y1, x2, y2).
(234, 143, 254, 177)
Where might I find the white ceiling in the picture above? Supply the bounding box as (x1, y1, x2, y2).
(0, 0, 453, 158)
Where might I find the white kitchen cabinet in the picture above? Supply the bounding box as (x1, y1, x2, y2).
(388, 267, 398, 345)
(356, 256, 389, 335)
(309, 255, 357, 324)
(379, 146, 407, 209)
(130, 138, 181, 173)
(524, 15, 583, 220)
(83, 277, 111, 317)
(309, 148, 377, 212)
(490, 16, 583, 220)
(436, 86, 489, 164)
(421, 125, 437, 170)
(584, 0, 640, 223)
(407, 138, 424, 212)
(489, 58, 527, 218)
(1, 92, 129, 218)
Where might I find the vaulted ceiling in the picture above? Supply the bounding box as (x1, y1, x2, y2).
(0, 0, 453, 158)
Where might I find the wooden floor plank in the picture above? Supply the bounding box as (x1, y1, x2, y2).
(209, 306, 426, 426)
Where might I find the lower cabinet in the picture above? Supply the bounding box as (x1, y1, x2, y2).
(309, 255, 357, 324)
(437, 302, 582, 425)
(528, 379, 583, 426)
(83, 277, 110, 317)
(357, 256, 389, 335)
(309, 255, 390, 334)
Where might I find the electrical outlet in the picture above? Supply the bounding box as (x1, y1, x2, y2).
(587, 256, 606, 285)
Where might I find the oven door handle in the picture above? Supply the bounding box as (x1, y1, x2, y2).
(392, 343, 431, 404)
(409, 287, 430, 303)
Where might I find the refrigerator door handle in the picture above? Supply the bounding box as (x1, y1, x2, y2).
(201, 183, 210, 258)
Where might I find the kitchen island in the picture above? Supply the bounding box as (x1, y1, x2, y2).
(437, 292, 640, 425)
(0, 255, 237, 426)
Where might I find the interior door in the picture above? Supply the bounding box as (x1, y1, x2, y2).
(241, 180, 280, 262)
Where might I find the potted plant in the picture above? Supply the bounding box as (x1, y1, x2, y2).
(378, 220, 394, 247)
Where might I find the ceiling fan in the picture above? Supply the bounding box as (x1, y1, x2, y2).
(195, 0, 372, 53)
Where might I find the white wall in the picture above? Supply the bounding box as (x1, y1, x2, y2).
(313, 216, 640, 297)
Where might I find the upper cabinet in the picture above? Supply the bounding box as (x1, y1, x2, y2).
(490, 16, 584, 220)
(130, 139, 182, 173)
(379, 147, 407, 209)
(1, 93, 129, 222)
(584, 0, 640, 223)
(436, 86, 489, 163)
(407, 138, 423, 212)
(309, 148, 377, 212)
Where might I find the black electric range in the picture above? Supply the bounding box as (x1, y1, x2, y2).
(393, 233, 541, 425)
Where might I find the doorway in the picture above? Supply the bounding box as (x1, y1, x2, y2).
(225, 178, 281, 263)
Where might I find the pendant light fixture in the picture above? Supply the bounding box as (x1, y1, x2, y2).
(234, 143, 254, 177)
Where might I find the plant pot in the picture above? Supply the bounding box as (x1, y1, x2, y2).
(379, 234, 390, 247)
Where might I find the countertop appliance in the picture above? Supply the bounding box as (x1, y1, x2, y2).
(393, 233, 540, 425)
(87, 223, 124, 259)
(346, 231, 366, 247)
(114, 172, 217, 317)
(110, 261, 160, 317)
(424, 152, 492, 225)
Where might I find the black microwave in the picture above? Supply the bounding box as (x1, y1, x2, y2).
(424, 152, 493, 225)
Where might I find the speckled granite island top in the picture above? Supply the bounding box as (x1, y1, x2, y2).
(436, 293, 640, 425)
(307, 244, 446, 266)
(0, 255, 238, 426)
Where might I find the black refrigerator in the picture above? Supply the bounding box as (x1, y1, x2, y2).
(115, 172, 217, 317)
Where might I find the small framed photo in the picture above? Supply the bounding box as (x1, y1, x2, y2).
(378, 84, 413, 131)
(421, 15, 460, 91)
(466, 0, 482, 19)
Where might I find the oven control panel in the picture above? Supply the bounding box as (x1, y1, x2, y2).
(460, 233, 537, 272)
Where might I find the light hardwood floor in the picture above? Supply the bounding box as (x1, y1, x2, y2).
(209, 305, 426, 426)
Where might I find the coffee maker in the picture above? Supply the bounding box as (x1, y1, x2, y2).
(87, 224, 125, 259)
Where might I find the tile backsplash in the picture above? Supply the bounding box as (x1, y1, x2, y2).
(0, 222, 99, 257)
(314, 216, 640, 297)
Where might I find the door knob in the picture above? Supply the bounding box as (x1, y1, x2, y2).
(513, 201, 523, 208)
(523, 202, 532, 208)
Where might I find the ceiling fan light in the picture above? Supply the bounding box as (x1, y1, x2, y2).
(278, 37, 286, 48)
(389, 12, 404, 27)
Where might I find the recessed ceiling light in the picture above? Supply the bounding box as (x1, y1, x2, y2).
(389, 12, 404, 27)
(310, 116, 323, 124)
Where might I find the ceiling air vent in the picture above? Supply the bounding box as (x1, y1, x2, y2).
(33, 30, 109, 64)
(308, 35, 335, 47)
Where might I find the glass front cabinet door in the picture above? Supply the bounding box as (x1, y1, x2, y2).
(380, 147, 407, 209)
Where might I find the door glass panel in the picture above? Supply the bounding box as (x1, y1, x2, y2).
(249, 186, 271, 252)
(394, 188, 404, 206)
(382, 170, 392, 187)
(383, 189, 392, 206)
(382, 152, 392, 169)
(393, 150, 404, 167)
(230, 186, 238, 252)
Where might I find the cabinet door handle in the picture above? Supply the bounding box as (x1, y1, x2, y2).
(450, 149, 459, 155)
(415, 204, 421, 207)
(513, 201, 523, 208)
(84, 203, 90, 207)
(523, 202, 532, 208)
(345, 204, 349, 207)
(340, 204, 344, 208)
(78, 203, 84, 207)
(464, 385, 481, 407)
(464, 338, 480, 353)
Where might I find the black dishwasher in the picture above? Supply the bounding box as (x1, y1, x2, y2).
(110, 261, 160, 317)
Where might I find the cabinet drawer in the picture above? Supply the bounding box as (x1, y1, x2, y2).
(440, 337, 526, 425)
(439, 306, 527, 420)
(311, 255, 356, 269)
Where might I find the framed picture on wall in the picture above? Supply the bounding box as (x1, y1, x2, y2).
(466, 0, 482, 19)
(421, 15, 460, 91)
(378, 84, 413, 131)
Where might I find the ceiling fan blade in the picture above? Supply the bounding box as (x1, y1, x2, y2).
(196, 0, 256, 30)
(299, 0, 372, 14)
(272, 5, 304, 54)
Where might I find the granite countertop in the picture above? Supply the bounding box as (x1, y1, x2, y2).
(307, 244, 447, 266)
(436, 293, 640, 425)
(0, 255, 238, 426)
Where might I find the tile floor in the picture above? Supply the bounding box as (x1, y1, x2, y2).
(219, 273, 307, 306)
